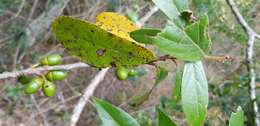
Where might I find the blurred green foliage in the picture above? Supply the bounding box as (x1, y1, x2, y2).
(137, 111, 153, 126)
(0, 0, 22, 14)
(191, 0, 258, 44)
(4, 84, 23, 102)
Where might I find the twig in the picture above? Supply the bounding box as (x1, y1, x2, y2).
(0, 62, 89, 79)
(226, 0, 260, 125)
(30, 95, 49, 126)
(70, 68, 109, 126)
(256, 34, 260, 39)
(136, 6, 159, 28)
(205, 55, 235, 63)
(25, 0, 71, 47)
(27, 0, 39, 21)
(30, 95, 81, 119)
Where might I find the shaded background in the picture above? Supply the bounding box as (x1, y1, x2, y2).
(0, 0, 259, 125)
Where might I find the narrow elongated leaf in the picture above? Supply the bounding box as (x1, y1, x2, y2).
(157, 108, 177, 126)
(229, 106, 244, 126)
(182, 61, 208, 126)
(155, 67, 168, 85)
(171, 72, 182, 105)
(93, 98, 140, 126)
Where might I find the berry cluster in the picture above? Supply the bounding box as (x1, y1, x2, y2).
(18, 54, 68, 97)
(115, 66, 138, 80)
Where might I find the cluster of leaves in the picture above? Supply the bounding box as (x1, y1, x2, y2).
(93, 97, 178, 126)
(50, 0, 247, 125)
(130, 0, 211, 125)
(192, 0, 258, 44)
(92, 0, 246, 125)
(93, 97, 243, 126)
(18, 54, 68, 97)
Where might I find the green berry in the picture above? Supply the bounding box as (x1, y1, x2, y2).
(23, 77, 44, 94)
(40, 54, 62, 66)
(116, 67, 129, 80)
(18, 76, 31, 84)
(128, 68, 138, 77)
(31, 77, 44, 87)
(46, 71, 68, 81)
(42, 80, 56, 97)
(24, 81, 40, 94)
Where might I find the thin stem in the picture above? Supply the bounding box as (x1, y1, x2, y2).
(0, 62, 89, 79)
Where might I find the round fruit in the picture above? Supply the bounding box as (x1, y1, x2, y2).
(40, 54, 62, 66)
(24, 81, 40, 94)
(128, 68, 138, 77)
(31, 77, 44, 87)
(23, 77, 44, 94)
(116, 67, 129, 80)
(18, 76, 31, 84)
(46, 70, 68, 81)
(42, 80, 56, 97)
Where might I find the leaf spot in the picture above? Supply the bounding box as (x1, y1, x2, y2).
(96, 48, 107, 56)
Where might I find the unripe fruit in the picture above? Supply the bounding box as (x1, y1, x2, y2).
(31, 77, 44, 87)
(46, 71, 68, 81)
(24, 77, 44, 94)
(18, 76, 31, 84)
(40, 54, 62, 66)
(24, 82, 39, 94)
(116, 67, 129, 80)
(128, 68, 138, 77)
(42, 80, 56, 97)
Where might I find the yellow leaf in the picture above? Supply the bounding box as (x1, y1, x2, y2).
(95, 12, 138, 42)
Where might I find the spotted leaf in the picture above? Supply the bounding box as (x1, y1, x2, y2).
(51, 15, 156, 68)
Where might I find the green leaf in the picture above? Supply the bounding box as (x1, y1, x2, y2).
(128, 67, 168, 107)
(184, 15, 211, 53)
(152, 0, 190, 28)
(182, 61, 208, 126)
(155, 67, 168, 85)
(150, 23, 205, 61)
(130, 28, 161, 44)
(51, 16, 156, 68)
(173, 0, 189, 13)
(131, 15, 211, 62)
(128, 90, 151, 107)
(157, 108, 177, 126)
(171, 72, 182, 105)
(229, 106, 244, 126)
(127, 66, 167, 107)
(93, 98, 140, 126)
